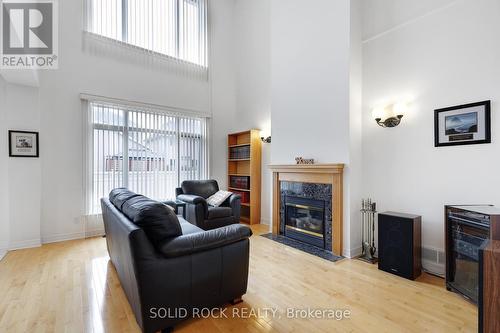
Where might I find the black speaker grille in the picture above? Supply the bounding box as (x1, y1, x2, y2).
(378, 213, 414, 279)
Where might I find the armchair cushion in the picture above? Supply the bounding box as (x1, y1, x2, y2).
(181, 179, 219, 198)
(158, 224, 252, 258)
(208, 206, 233, 219)
(121, 195, 182, 245)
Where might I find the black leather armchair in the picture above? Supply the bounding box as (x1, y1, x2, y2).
(101, 189, 252, 333)
(176, 180, 241, 230)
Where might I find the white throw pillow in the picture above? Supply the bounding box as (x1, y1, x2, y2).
(206, 190, 233, 207)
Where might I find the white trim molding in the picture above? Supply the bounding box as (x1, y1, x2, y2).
(345, 246, 363, 259)
(8, 239, 42, 251)
(0, 249, 7, 262)
(362, 0, 460, 44)
(42, 229, 105, 244)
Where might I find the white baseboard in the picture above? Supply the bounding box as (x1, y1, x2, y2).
(0, 249, 7, 262)
(344, 246, 363, 259)
(9, 239, 42, 251)
(259, 218, 271, 226)
(42, 229, 105, 244)
(5, 229, 106, 251)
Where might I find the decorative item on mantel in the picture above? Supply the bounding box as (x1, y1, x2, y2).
(359, 198, 377, 264)
(295, 157, 314, 165)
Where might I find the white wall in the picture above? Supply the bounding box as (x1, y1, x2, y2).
(4, 83, 41, 249)
(362, 0, 500, 269)
(232, 0, 271, 225)
(209, 0, 236, 191)
(270, 0, 363, 255)
(0, 77, 41, 253)
(0, 78, 9, 260)
(270, 0, 351, 165)
(347, 0, 363, 256)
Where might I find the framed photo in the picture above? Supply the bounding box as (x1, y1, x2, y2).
(9, 130, 39, 157)
(434, 101, 491, 147)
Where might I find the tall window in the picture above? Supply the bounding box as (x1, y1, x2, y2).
(84, 0, 208, 67)
(85, 101, 209, 214)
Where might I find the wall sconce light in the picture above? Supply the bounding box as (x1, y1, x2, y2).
(261, 136, 271, 143)
(372, 103, 407, 128)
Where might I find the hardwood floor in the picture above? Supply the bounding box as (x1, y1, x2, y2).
(0, 224, 477, 333)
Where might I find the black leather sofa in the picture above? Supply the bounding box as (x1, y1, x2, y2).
(101, 188, 252, 333)
(176, 180, 241, 230)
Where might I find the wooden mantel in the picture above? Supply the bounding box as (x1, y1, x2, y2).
(268, 164, 344, 256)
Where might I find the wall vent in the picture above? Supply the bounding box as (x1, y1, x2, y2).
(421, 246, 445, 277)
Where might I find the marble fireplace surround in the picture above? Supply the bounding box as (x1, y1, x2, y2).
(268, 164, 344, 256)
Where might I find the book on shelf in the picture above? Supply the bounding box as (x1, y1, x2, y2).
(229, 145, 250, 160)
(229, 176, 250, 189)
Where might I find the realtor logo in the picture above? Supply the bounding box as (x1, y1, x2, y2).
(1, 0, 58, 69)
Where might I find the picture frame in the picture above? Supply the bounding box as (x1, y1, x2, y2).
(434, 101, 491, 147)
(8, 130, 40, 158)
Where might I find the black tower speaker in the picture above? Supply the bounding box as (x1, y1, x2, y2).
(378, 212, 422, 280)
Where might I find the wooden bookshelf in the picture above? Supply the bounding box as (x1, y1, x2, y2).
(227, 130, 261, 225)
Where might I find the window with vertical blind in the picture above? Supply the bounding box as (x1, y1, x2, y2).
(83, 0, 208, 68)
(85, 101, 209, 215)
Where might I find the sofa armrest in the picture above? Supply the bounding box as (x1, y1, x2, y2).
(158, 224, 252, 258)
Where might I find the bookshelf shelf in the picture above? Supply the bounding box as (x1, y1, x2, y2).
(228, 143, 251, 148)
(228, 187, 251, 192)
(227, 129, 261, 225)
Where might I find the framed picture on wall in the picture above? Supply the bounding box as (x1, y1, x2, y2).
(434, 101, 491, 147)
(9, 130, 39, 157)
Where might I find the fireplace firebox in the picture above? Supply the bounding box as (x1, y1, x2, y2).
(284, 196, 326, 248)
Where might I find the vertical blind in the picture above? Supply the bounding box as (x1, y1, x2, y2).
(83, 0, 208, 68)
(85, 101, 209, 215)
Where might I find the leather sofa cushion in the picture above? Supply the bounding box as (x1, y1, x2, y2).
(109, 188, 141, 210)
(208, 207, 233, 219)
(181, 180, 219, 199)
(121, 195, 182, 245)
(179, 219, 203, 235)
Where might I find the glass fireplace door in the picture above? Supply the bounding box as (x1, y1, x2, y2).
(284, 196, 325, 248)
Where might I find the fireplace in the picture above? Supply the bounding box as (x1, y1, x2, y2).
(269, 164, 344, 256)
(280, 181, 333, 251)
(284, 196, 325, 248)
